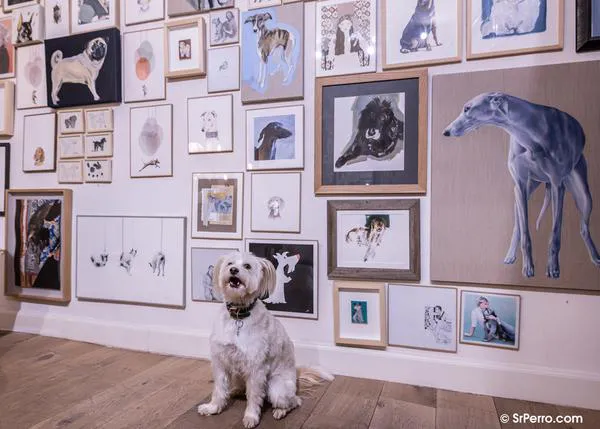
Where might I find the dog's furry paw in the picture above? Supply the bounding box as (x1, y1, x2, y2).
(242, 414, 260, 428)
(272, 408, 288, 420)
(197, 403, 221, 416)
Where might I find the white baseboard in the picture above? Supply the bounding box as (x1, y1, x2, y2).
(2, 309, 599, 411)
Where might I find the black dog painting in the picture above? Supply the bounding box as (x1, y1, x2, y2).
(44, 28, 122, 108)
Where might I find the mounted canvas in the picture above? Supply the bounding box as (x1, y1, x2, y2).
(0, 81, 15, 136)
(207, 45, 239, 93)
(123, 28, 166, 102)
(0, 143, 9, 216)
(191, 245, 240, 302)
(70, 0, 119, 33)
(0, 17, 15, 79)
(209, 8, 239, 46)
(12, 4, 44, 46)
(23, 113, 56, 172)
(187, 94, 233, 154)
(44, 0, 70, 39)
(16, 43, 47, 109)
(125, 0, 165, 25)
(130, 104, 173, 178)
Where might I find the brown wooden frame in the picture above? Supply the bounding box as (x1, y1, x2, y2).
(327, 199, 421, 281)
(164, 18, 206, 79)
(0, 81, 14, 137)
(315, 69, 428, 195)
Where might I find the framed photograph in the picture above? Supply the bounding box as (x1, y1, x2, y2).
(123, 28, 166, 103)
(58, 134, 84, 159)
(70, 0, 119, 34)
(0, 143, 9, 216)
(76, 215, 186, 308)
(577, 0, 600, 52)
(248, 0, 281, 10)
(467, 0, 564, 60)
(241, 2, 303, 104)
(85, 107, 113, 132)
(187, 94, 233, 154)
(246, 105, 304, 171)
(167, 0, 234, 17)
(130, 103, 173, 178)
(207, 45, 239, 93)
(316, 69, 428, 195)
(12, 4, 44, 46)
(0, 17, 16, 79)
(57, 160, 83, 183)
(57, 109, 84, 135)
(23, 113, 56, 172)
(4, 189, 72, 303)
(209, 8, 239, 46)
(44, 28, 122, 109)
(84, 133, 112, 158)
(0, 81, 15, 137)
(191, 172, 243, 239)
(84, 158, 112, 183)
(460, 291, 520, 350)
(251, 172, 301, 233)
(16, 43, 47, 109)
(246, 238, 318, 319)
(191, 245, 240, 302)
(315, 0, 377, 78)
(333, 281, 386, 348)
(388, 284, 457, 352)
(382, 0, 461, 70)
(165, 18, 206, 79)
(44, 0, 70, 39)
(3, 0, 39, 13)
(327, 199, 420, 281)
(125, 0, 165, 25)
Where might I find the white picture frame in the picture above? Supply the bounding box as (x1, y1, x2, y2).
(12, 4, 44, 46)
(22, 113, 56, 172)
(209, 7, 239, 46)
(191, 245, 241, 303)
(57, 159, 83, 183)
(123, 28, 166, 103)
(187, 94, 233, 154)
(44, 0, 70, 39)
(130, 103, 173, 178)
(58, 134, 84, 159)
(70, 0, 119, 34)
(250, 172, 301, 233)
(207, 45, 239, 93)
(84, 158, 112, 183)
(3, 0, 39, 13)
(85, 107, 114, 133)
(16, 43, 47, 109)
(165, 18, 206, 79)
(247, 0, 281, 10)
(85, 133, 113, 158)
(58, 109, 84, 135)
(125, 0, 165, 26)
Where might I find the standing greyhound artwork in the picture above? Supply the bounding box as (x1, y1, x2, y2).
(443, 92, 600, 279)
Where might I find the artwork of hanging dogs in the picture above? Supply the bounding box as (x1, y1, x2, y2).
(123, 28, 165, 103)
(129, 104, 173, 178)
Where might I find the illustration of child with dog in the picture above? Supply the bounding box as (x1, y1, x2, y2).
(464, 296, 515, 343)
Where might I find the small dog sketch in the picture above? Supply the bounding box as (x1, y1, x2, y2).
(86, 160, 104, 178)
(212, 10, 237, 44)
(345, 215, 390, 262)
(88, 112, 108, 130)
(120, 248, 137, 275)
(200, 110, 220, 149)
(16, 12, 34, 44)
(424, 305, 452, 344)
(218, 61, 228, 71)
(138, 0, 151, 12)
(263, 252, 300, 305)
(92, 137, 106, 152)
(267, 196, 284, 219)
(53, 3, 62, 24)
(149, 251, 166, 276)
(33, 147, 45, 166)
(481, 0, 545, 38)
(90, 252, 108, 267)
(351, 301, 367, 324)
(139, 158, 160, 172)
(64, 115, 78, 129)
(400, 0, 442, 53)
(255, 121, 292, 161)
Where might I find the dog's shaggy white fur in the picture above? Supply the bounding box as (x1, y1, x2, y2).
(197, 251, 332, 428)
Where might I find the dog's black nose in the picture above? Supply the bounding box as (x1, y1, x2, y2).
(443, 129, 451, 137)
(229, 267, 239, 275)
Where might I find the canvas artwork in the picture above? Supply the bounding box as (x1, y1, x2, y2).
(210, 8, 239, 46)
(58, 135, 84, 159)
(123, 28, 165, 102)
(3, 0, 39, 12)
(207, 45, 239, 93)
(241, 2, 304, 104)
(45, 0, 70, 39)
(251, 172, 301, 233)
(191, 246, 240, 302)
(167, 0, 234, 17)
(432, 61, 600, 292)
(130, 104, 173, 178)
(0, 81, 15, 137)
(316, 0, 377, 77)
(57, 160, 83, 183)
(0, 144, 9, 216)
(12, 4, 44, 46)
(16, 44, 47, 109)
(246, 239, 318, 319)
(85, 107, 113, 132)
(188, 94, 233, 154)
(84, 133, 112, 157)
(70, 0, 119, 33)
(57, 109, 84, 134)
(125, 0, 165, 25)
(246, 105, 304, 170)
(23, 113, 56, 172)
(165, 19, 206, 78)
(0, 17, 15, 79)
(76, 215, 186, 307)
(84, 158, 111, 183)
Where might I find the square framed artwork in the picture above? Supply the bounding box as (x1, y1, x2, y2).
(57, 109, 84, 135)
(247, 0, 281, 10)
(0, 81, 15, 137)
(76, 215, 187, 308)
(246, 238, 318, 319)
(130, 103, 173, 178)
(467, 0, 564, 60)
(316, 69, 428, 195)
(388, 284, 457, 353)
(187, 94, 233, 154)
(165, 18, 206, 79)
(333, 281, 386, 348)
(167, 0, 234, 17)
(70, 0, 119, 34)
(191, 245, 240, 303)
(246, 105, 304, 171)
(3, 0, 39, 13)
(382, 0, 462, 70)
(23, 113, 56, 173)
(241, 2, 303, 104)
(44, 0, 70, 39)
(57, 160, 83, 184)
(0, 17, 15, 79)
(123, 28, 166, 103)
(209, 8, 239, 46)
(84, 158, 112, 183)
(315, 0, 377, 78)
(250, 172, 301, 233)
(58, 134, 84, 159)
(576, 0, 600, 52)
(84, 133, 113, 158)
(16, 44, 47, 109)
(12, 4, 44, 46)
(125, 0, 165, 25)
(4, 189, 72, 303)
(207, 45, 239, 93)
(0, 143, 10, 216)
(85, 107, 113, 132)
(191, 172, 243, 239)
(460, 291, 521, 350)
(327, 199, 420, 282)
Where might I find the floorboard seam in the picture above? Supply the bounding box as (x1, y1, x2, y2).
(366, 381, 386, 429)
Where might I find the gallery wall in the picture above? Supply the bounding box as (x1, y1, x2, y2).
(1, 0, 600, 411)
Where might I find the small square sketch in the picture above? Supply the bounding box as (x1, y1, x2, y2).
(58, 160, 83, 183)
(210, 8, 239, 46)
(85, 133, 113, 158)
(85, 108, 114, 132)
(58, 135, 84, 159)
(58, 109, 84, 135)
(251, 172, 301, 233)
(84, 158, 112, 183)
(207, 45, 239, 93)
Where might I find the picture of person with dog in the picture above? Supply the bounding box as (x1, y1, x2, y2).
(461, 292, 519, 349)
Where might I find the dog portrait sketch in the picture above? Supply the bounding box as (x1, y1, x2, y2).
(424, 305, 453, 344)
(119, 248, 138, 275)
(77, 0, 110, 25)
(14, 10, 34, 44)
(92, 137, 106, 152)
(211, 9, 238, 45)
(178, 39, 191, 60)
(199, 110, 221, 150)
(64, 115, 78, 129)
(400, 0, 442, 53)
(53, 2, 63, 25)
(58, 161, 83, 183)
(33, 147, 45, 166)
(253, 114, 295, 162)
(351, 300, 367, 324)
(480, 0, 547, 39)
(268, 196, 284, 219)
(345, 214, 390, 262)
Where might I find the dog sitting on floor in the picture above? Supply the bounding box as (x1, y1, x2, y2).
(197, 251, 333, 428)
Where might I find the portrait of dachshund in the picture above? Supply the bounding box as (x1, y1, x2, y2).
(400, 0, 442, 53)
(345, 215, 390, 262)
(255, 122, 292, 161)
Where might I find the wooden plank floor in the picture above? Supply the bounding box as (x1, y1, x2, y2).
(1, 331, 599, 429)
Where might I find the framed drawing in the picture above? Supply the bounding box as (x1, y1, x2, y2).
(0, 81, 15, 137)
(84, 133, 112, 157)
(327, 199, 420, 281)
(85, 107, 113, 132)
(70, 0, 119, 34)
(246, 105, 304, 171)
(4, 189, 72, 303)
(76, 215, 186, 308)
(191, 172, 243, 239)
(432, 61, 600, 293)
(250, 172, 301, 233)
(0, 143, 9, 216)
(58, 134, 84, 159)
(165, 18, 206, 79)
(16, 44, 47, 109)
(460, 291, 520, 350)
(167, 0, 233, 17)
(191, 245, 241, 302)
(57, 109, 84, 135)
(130, 104, 173, 178)
(316, 69, 428, 195)
(241, 2, 303, 104)
(123, 28, 166, 103)
(248, 0, 281, 10)
(246, 238, 318, 320)
(23, 113, 56, 173)
(207, 45, 239, 93)
(467, 0, 564, 60)
(388, 284, 457, 352)
(44, 0, 70, 39)
(315, 0, 377, 78)
(209, 8, 239, 46)
(382, 0, 461, 70)
(125, 0, 165, 25)
(3, 0, 39, 13)
(187, 94, 233, 154)
(12, 4, 44, 46)
(84, 158, 112, 183)
(57, 160, 83, 183)
(333, 282, 386, 348)
(577, 0, 600, 52)
(0, 17, 15, 79)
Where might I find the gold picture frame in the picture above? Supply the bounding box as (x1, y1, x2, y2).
(164, 18, 206, 79)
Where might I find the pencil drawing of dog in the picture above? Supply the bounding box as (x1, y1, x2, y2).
(255, 122, 292, 161)
(90, 252, 108, 267)
(443, 92, 600, 278)
(200, 110, 221, 150)
(119, 248, 137, 275)
(400, 0, 442, 53)
(197, 251, 332, 428)
(92, 137, 106, 152)
(345, 215, 389, 262)
(149, 251, 166, 276)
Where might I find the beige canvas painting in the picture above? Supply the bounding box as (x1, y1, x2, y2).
(431, 60, 600, 293)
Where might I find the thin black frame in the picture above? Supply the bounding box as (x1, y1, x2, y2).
(0, 143, 10, 216)
(577, 0, 600, 52)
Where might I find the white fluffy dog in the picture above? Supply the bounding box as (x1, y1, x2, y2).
(197, 251, 332, 428)
(481, 0, 542, 37)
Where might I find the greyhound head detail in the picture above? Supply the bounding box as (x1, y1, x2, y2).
(244, 13, 272, 33)
(443, 92, 509, 137)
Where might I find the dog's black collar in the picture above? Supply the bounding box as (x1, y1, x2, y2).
(206, 131, 218, 138)
(226, 299, 257, 320)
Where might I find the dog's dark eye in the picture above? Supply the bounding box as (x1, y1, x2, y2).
(226, 262, 233, 266)
(243, 264, 251, 270)
(464, 105, 471, 114)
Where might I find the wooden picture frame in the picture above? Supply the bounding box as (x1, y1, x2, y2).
(0, 81, 15, 137)
(164, 18, 206, 79)
(125, 0, 165, 26)
(58, 135, 84, 159)
(70, 0, 119, 34)
(85, 107, 114, 133)
(57, 160, 83, 184)
(315, 69, 428, 195)
(576, 0, 600, 52)
(327, 199, 420, 281)
(0, 143, 10, 216)
(334, 281, 386, 349)
(57, 109, 84, 135)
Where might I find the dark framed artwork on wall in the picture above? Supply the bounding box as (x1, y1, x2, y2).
(0, 143, 10, 216)
(577, 0, 600, 52)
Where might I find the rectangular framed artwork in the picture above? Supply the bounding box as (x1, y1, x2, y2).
(23, 113, 56, 173)
(84, 158, 112, 183)
(57, 109, 84, 135)
(3, 0, 39, 13)
(0, 17, 15, 79)
(191, 245, 241, 303)
(0, 81, 15, 136)
(57, 160, 83, 184)
(0, 143, 10, 216)
(12, 4, 44, 46)
(58, 134, 84, 159)
(164, 18, 206, 79)
(248, 0, 281, 10)
(207, 45, 239, 93)
(167, 0, 234, 17)
(16, 43, 47, 109)
(130, 103, 173, 178)
(84, 133, 113, 158)
(576, 0, 600, 52)
(209, 8, 239, 46)
(187, 94, 233, 154)
(125, 0, 165, 25)
(44, 0, 70, 39)
(70, 0, 119, 34)
(123, 28, 166, 103)
(85, 107, 113, 132)
(251, 172, 301, 233)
